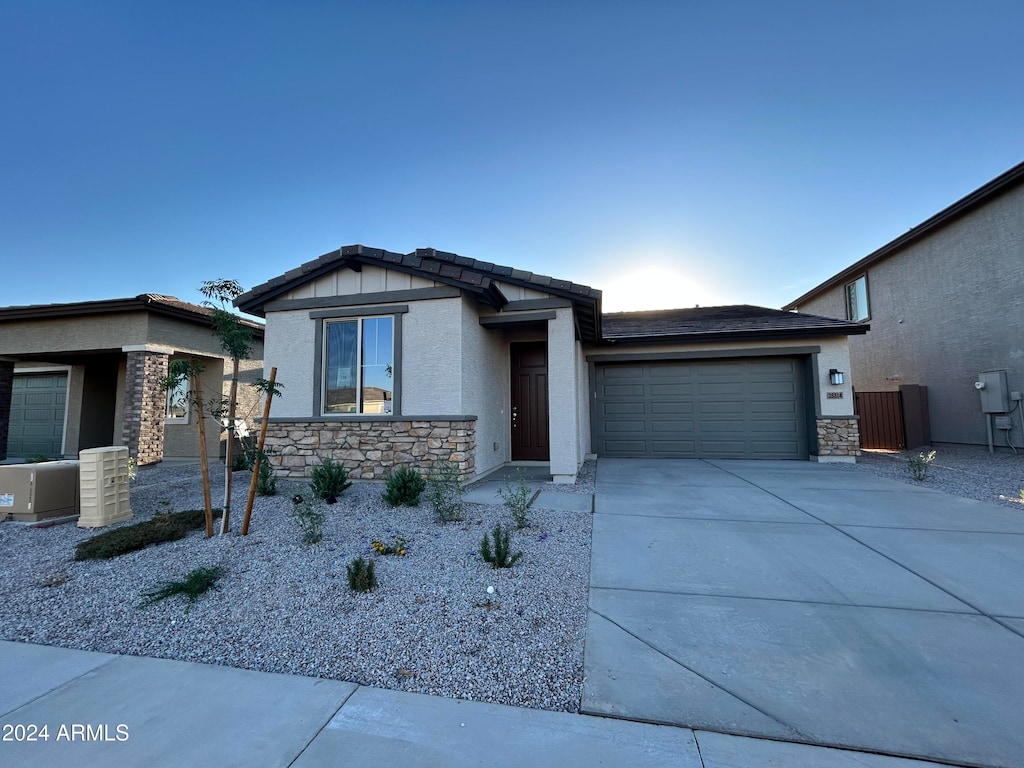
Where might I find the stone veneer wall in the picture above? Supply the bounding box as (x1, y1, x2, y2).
(0, 361, 13, 461)
(264, 419, 477, 481)
(816, 417, 861, 457)
(121, 351, 168, 466)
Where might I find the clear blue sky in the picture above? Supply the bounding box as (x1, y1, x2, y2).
(3, 1, 1023, 313)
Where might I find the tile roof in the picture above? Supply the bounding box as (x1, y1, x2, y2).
(601, 305, 867, 341)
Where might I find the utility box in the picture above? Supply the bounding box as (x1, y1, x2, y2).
(977, 370, 1010, 413)
(78, 447, 132, 528)
(0, 461, 80, 522)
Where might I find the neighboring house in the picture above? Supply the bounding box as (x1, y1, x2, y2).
(785, 160, 1024, 447)
(235, 246, 866, 483)
(0, 294, 264, 464)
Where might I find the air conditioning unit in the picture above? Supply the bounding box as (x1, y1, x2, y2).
(0, 461, 80, 522)
(78, 447, 132, 528)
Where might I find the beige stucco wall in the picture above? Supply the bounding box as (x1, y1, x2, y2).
(460, 297, 509, 477)
(547, 307, 581, 480)
(401, 298, 464, 414)
(0, 313, 150, 355)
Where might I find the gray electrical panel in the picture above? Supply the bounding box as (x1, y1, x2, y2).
(977, 370, 1010, 413)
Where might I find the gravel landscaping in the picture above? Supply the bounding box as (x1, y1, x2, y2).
(852, 443, 1024, 510)
(0, 462, 595, 712)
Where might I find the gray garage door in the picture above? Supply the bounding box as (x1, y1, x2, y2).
(593, 358, 808, 459)
(8, 373, 68, 458)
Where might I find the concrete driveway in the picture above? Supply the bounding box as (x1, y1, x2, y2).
(582, 458, 1024, 768)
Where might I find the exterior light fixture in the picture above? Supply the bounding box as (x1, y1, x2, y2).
(829, 369, 845, 386)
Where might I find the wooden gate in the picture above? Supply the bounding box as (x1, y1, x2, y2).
(854, 391, 905, 450)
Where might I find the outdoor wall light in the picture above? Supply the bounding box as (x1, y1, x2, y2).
(829, 369, 845, 386)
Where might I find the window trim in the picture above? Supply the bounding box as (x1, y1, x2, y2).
(312, 305, 405, 417)
(844, 274, 870, 322)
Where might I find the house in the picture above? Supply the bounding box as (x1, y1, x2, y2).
(0, 294, 265, 464)
(235, 246, 867, 483)
(784, 160, 1024, 447)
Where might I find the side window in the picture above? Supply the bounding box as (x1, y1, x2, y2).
(845, 275, 869, 322)
(323, 316, 395, 415)
(165, 376, 189, 423)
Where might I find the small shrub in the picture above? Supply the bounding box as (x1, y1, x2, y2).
(498, 468, 533, 529)
(480, 523, 522, 569)
(428, 460, 464, 523)
(256, 451, 277, 496)
(139, 565, 224, 609)
(382, 465, 426, 507)
(290, 494, 325, 545)
(74, 510, 210, 561)
(231, 449, 249, 472)
(310, 457, 352, 502)
(908, 449, 936, 481)
(371, 535, 409, 556)
(346, 556, 378, 592)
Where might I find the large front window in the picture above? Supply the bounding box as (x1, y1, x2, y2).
(323, 317, 394, 414)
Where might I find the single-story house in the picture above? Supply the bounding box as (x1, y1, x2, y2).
(236, 246, 867, 484)
(785, 159, 1024, 447)
(0, 294, 264, 464)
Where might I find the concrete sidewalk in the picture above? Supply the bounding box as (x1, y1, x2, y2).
(0, 641, 951, 767)
(583, 458, 1024, 768)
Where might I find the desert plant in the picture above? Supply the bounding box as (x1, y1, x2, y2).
(382, 465, 426, 507)
(346, 556, 378, 592)
(480, 523, 523, 569)
(139, 565, 224, 609)
(908, 449, 937, 481)
(371, 535, 409, 556)
(255, 451, 277, 496)
(74, 510, 210, 561)
(310, 458, 352, 503)
(289, 494, 325, 545)
(498, 467, 533, 529)
(428, 460, 464, 523)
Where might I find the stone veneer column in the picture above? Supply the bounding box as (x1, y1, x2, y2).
(0, 360, 14, 461)
(815, 416, 861, 459)
(121, 348, 170, 465)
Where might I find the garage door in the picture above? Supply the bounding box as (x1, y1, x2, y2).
(593, 358, 807, 459)
(8, 373, 68, 458)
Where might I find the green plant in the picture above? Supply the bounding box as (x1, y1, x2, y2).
(908, 449, 937, 481)
(139, 565, 224, 609)
(24, 453, 51, 464)
(382, 465, 426, 507)
(74, 510, 210, 561)
(371, 535, 409, 556)
(498, 468, 533, 529)
(289, 494, 325, 545)
(346, 556, 378, 592)
(480, 523, 522, 569)
(310, 457, 352, 502)
(256, 452, 277, 496)
(428, 460, 464, 523)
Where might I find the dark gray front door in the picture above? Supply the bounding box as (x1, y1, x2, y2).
(8, 372, 68, 458)
(593, 357, 807, 459)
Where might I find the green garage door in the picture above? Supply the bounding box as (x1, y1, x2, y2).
(8, 372, 68, 458)
(593, 358, 808, 459)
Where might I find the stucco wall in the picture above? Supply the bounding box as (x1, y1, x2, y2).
(162, 355, 225, 459)
(548, 307, 581, 480)
(0, 313, 150, 354)
(285, 265, 438, 300)
(460, 297, 509, 477)
(794, 183, 1024, 444)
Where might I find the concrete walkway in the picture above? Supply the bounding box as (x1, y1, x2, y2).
(582, 458, 1024, 768)
(1, 641, 953, 767)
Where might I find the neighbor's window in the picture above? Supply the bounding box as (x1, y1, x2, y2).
(165, 377, 189, 422)
(323, 317, 394, 415)
(845, 275, 869, 321)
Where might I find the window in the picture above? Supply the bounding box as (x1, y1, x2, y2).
(845, 275, 869, 321)
(165, 376, 189, 422)
(323, 316, 394, 414)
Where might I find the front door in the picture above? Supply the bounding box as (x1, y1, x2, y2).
(510, 341, 549, 461)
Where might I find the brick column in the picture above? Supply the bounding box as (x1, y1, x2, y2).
(0, 360, 14, 461)
(121, 350, 169, 465)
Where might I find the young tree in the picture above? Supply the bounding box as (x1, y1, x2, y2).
(199, 279, 254, 535)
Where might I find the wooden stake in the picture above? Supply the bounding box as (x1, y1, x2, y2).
(241, 367, 277, 536)
(220, 356, 240, 535)
(192, 367, 214, 538)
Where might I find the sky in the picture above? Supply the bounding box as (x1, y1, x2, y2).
(2, 1, 1023, 315)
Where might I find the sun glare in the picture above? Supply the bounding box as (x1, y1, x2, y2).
(597, 265, 721, 313)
